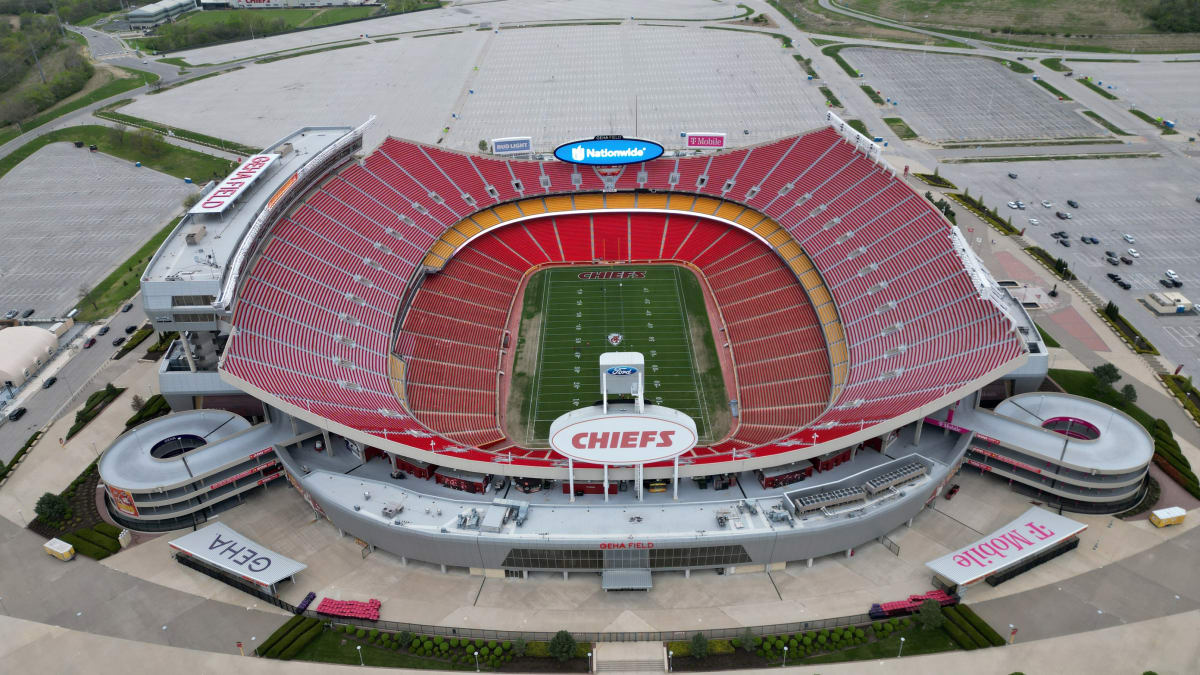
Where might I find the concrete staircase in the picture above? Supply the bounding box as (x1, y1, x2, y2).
(592, 641, 666, 673)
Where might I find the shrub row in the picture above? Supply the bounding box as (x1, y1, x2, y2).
(942, 618, 977, 650)
(1149, 418, 1200, 498)
(256, 615, 308, 656)
(947, 193, 1021, 236)
(93, 522, 122, 539)
(72, 527, 121, 554)
(279, 621, 324, 660)
(67, 385, 126, 440)
(912, 172, 957, 189)
(59, 533, 110, 560)
(861, 85, 885, 105)
(126, 394, 171, 429)
(264, 617, 320, 658)
(956, 605, 1005, 646)
(1161, 376, 1200, 427)
(942, 606, 990, 649)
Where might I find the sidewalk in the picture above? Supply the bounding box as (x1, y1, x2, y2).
(0, 357, 159, 526)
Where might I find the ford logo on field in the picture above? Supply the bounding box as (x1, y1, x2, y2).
(554, 137, 664, 166)
(606, 366, 638, 376)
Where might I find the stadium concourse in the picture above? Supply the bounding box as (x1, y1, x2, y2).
(93, 114, 1157, 585)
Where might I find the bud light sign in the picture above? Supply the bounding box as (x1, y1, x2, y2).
(554, 137, 664, 166)
(606, 366, 638, 376)
(491, 136, 532, 155)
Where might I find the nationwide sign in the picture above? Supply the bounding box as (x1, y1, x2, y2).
(190, 154, 280, 214)
(685, 132, 726, 148)
(168, 522, 306, 588)
(925, 507, 1086, 586)
(549, 409, 698, 464)
(491, 136, 533, 155)
(554, 137, 664, 166)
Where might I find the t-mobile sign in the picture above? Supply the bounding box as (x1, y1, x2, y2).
(685, 133, 725, 148)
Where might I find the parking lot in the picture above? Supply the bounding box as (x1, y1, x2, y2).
(842, 48, 1106, 141)
(444, 24, 829, 152)
(945, 156, 1200, 372)
(0, 143, 192, 320)
(1064, 60, 1200, 137)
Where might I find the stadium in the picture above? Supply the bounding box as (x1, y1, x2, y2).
(99, 113, 1153, 588)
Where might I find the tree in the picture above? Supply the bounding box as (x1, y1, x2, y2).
(478, 139, 488, 152)
(130, 394, 145, 411)
(547, 630, 576, 662)
(511, 637, 526, 657)
(741, 627, 755, 653)
(105, 382, 118, 396)
(35, 492, 69, 524)
(689, 632, 709, 660)
(77, 284, 95, 309)
(915, 599, 945, 630)
(1092, 363, 1121, 389)
(1121, 384, 1138, 404)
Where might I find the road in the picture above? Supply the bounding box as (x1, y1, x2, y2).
(0, 302, 150, 464)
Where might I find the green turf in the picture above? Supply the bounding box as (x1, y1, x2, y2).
(512, 265, 728, 445)
(308, 6, 376, 27)
(177, 8, 318, 30)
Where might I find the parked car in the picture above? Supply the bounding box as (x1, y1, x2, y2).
(944, 484, 961, 500)
(1106, 257, 1120, 266)
(1056, 211, 1071, 220)
(83, 337, 96, 349)
(1119, 281, 1132, 289)
(98, 326, 110, 336)
(1123, 233, 1135, 243)
(3, 310, 16, 320)
(1087, 236, 1100, 244)
(112, 336, 126, 347)
(1080, 236, 1090, 244)
(1058, 239, 1071, 247)
(1007, 172, 1018, 179)
(1105, 250, 1118, 258)
(1161, 278, 1176, 288)
(1171, 279, 1183, 288)
(1007, 201, 1018, 209)
(20, 308, 34, 318)
(1028, 218, 1040, 225)
(121, 303, 133, 313)
(42, 376, 56, 389)
(1166, 269, 1179, 279)
(1067, 199, 1080, 208)
(1107, 272, 1121, 281)
(7, 407, 26, 421)
(1041, 200, 1053, 208)
(1121, 256, 1133, 264)
(1051, 231, 1068, 238)
(124, 325, 137, 335)
(1128, 248, 1140, 258)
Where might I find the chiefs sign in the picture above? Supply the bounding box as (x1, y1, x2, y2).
(549, 412, 697, 464)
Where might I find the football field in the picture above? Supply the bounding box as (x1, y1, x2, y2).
(509, 265, 728, 446)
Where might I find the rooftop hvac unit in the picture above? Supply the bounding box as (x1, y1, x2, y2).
(184, 225, 207, 245)
(381, 502, 403, 518)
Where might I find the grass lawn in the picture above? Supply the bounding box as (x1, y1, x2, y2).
(1077, 77, 1119, 100)
(846, 119, 871, 137)
(1048, 368, 1155, 431)
(76, 216, 182, 322)
(309, 6, 377, 27)
(882, 116, 917, 139)
(1034, 323, 1061, 348)
(294, 630, 475, 670)
(801, 626, 959, 664)
(1083, 110, 1132, 136)
(178, 8, 317, 30)
(0, 125, 234, 182)
(511, 265, 728, 444)
(1033, 78, 1072, 100)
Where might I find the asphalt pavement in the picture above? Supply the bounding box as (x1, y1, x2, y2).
(0, 301, 149, 464)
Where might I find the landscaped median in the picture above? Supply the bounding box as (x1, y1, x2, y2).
(944, 192, 1020, 235)
(1099, 301, 1158, 355)
(882, 117, 917, 140)
(1077, 77, 1118, 100)
(912, 172, 956, 189)
(1128, 107, 1179, 135)
(113, 325, 155, 360)
(1024, 246, 1077, 281)
(66, 383, 126, 440)
(818, 86, 842, 108)
(0, 432, 41, 486)
(1032, 77, 1072, 101)
(95, 100, 259, 155)
(1161, 374, 1200, 427)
